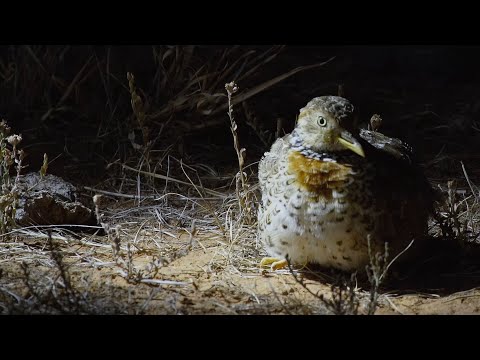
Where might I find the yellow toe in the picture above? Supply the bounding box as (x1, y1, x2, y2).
(271, 259, 288, 270)
(260, 257, 288, 271)
(260, 257, 279, 267)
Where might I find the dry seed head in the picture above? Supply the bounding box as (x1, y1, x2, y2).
(7, 134, 22, 146)
(93, 194, 104, 208)
(225, 81, 239, 95)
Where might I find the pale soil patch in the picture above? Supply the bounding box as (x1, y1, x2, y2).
(1, 216, 479, 314)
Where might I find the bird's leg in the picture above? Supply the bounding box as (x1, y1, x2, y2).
(260, 257, 288, 271)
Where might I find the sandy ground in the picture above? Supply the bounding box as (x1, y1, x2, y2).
(1, 222, 479, 315)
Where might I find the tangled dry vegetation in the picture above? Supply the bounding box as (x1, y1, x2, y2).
(1, 45, 480, 315)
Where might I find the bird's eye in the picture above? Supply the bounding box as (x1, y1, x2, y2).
(316, 116, 327, 127)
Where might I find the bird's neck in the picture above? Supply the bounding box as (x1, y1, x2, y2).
(289, 130, 338, 162)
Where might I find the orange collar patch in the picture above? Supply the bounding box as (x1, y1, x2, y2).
(288, 151, 354, 195)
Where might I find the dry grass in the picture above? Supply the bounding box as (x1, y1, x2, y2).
(1, 46, 480, 315)
(0, 121, 24, 235)
(1, 153, 480, 314)
(432, 174, 480, 246)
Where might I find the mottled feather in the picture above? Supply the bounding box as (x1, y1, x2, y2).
(257, 96, 434, 271)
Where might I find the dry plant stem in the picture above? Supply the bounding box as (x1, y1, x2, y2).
(286, 257, 359, 315)
(461, 161, 479, 200)
(1, 124, 26, 236)
(267, 280, 292, 315)
(93, 194, 121, 258)
(173, 56, 337, 133)
(40, 55, 94, 121)
(225, 81, 255, 224)
(46, 230, 81, 313)
(39, 153, 48, 178)
(20, 262, 43, 305)
(11, 148, 24, 193)
(433, 178, 480, 244)
(122, 153, 227, 237)
(127, 72, 149, 147)
(19, 231, 84, 314)
(84, 186, 223, 201)
(148, 46, 286, 120)
(323, 274, 359, 316)
(119, 163, 225, 198)
(225, 82, 246, 191)
(366, 237, 389, 315)
(93, 194, 187, 286)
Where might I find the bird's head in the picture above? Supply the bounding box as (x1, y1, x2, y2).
(292, 96, 365, 158)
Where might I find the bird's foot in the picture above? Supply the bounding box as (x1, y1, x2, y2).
(260, 257, 288, 271)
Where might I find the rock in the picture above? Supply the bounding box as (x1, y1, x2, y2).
(14, 173, 93, 226)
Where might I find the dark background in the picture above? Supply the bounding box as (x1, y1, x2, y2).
(2, 45, 479, 186)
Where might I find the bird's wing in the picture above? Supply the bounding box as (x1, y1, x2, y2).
(356, 129, 437, 257)
(360, 127, 442, 211)
(360, 129, 437, 219)
(258, 134, 291, 196)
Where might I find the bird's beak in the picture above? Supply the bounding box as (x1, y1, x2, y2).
(337, 131, 365, 157)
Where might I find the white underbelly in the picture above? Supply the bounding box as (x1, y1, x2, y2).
(259, 188, 376, 271)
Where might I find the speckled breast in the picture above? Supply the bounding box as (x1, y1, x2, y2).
(260, 150, 379, 270)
